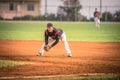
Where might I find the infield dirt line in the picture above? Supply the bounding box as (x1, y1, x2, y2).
(0, 73, 119, 79)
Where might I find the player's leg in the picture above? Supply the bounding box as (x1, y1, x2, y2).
(97, 19, 100, 28)
(61, 32, 72, 57)
(38, 42, 45, 56)
(94, 17, 98, 28)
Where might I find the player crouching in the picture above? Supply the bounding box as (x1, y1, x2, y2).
(37, 23, 72, 57)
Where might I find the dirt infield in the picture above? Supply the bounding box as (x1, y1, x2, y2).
(0, 40, 120, 78)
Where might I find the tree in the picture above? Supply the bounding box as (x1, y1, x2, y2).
(58, 0, 82, 21)
(45, 13, 59, 21)
(101, 11, 113, 21)
(113, 10, 120, 21)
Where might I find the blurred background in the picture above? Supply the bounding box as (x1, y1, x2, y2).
(0, 0, 120, 21)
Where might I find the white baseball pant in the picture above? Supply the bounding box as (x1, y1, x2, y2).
(39, 32, 72, 56)
(94, 17, 100, 28)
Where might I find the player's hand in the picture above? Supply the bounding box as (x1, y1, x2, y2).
(44, 45, 52, 51)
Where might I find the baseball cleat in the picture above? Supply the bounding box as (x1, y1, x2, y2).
(68, 54, 72, 57)
(36, 52, 43, 56)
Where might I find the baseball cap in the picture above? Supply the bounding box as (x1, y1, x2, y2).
(47, 23, 53, 28)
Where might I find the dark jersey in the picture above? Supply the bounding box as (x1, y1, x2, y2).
(45, 28, 63, 47)
(94, 11, 100, 17)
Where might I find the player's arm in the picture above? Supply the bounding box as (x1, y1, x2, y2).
(45, 32, 48, 45)
(51, 36, 59, 47)
(98, 12, 100, 18)
(94, 12, 95, 17)
(44, 38, 59, 51)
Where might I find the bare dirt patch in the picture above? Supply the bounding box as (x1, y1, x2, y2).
(0, 40, 120, 78)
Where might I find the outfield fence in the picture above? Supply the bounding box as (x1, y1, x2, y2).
(0, 0, 120, 21)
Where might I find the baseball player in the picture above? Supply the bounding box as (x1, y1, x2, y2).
(37, 23, 72, 57)
(94, 8, 100, 28)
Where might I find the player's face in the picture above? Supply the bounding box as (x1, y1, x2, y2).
(47, 27, 53, 32)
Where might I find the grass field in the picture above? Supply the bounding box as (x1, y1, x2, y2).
(0, 21, 120, 42)
(0, 60, 31, 67)
(0, 21, 120, 80)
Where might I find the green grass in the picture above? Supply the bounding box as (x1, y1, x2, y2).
(0, 60, 31, 67)
(11, 76, 120, 80)
(0, 21, 120, 42)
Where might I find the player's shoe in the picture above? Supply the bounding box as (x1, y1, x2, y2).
(68, 54, 72, 57)
(36, 52, 43, 56)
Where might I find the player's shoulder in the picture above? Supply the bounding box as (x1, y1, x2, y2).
(54, 27, 59, 31)
(96, 11, 100, 13)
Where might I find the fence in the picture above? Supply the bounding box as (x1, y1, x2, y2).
(41, 4, 120, 21)
(0, 1, 120, 21)
(81, 6, 120, 20)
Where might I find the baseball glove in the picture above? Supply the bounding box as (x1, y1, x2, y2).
(44, 45, 51, 51)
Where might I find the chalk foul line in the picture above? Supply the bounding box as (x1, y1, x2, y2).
(0, 73, 119, 79)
